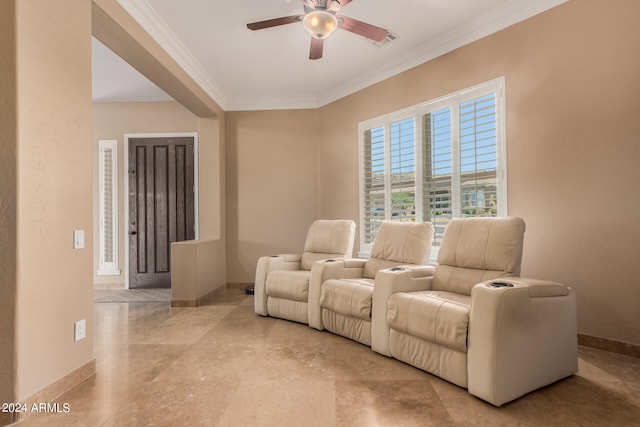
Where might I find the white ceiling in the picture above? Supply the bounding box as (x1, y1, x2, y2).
(92, 0, 567, 110)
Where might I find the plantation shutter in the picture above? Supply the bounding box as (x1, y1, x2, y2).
(422, 107, 452, 247)
(359, 78, 505, 257)
(362, 126, 385, 244)
(459, 93, 498, 217)
(389, 118, 416, 221)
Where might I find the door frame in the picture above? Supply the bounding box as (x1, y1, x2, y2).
(123, 132, 199, 289)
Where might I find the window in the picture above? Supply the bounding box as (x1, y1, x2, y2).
(359, 78, 506, 257)
(97, 140, 120, 275)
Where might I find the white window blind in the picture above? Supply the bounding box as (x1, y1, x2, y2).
(459, 94, 498, 217)
(422, 107, 452, 247)
(390, 118, 416, 222)
(362, 126, 385, 244)
(98, 140, 120, 275)
(359, 78, 506, 256)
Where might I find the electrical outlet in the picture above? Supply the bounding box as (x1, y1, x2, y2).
(74, 319, 86, 342)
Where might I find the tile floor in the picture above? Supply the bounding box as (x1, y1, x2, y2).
(93, 288, 171, 303)
(15, 288, 640, 426)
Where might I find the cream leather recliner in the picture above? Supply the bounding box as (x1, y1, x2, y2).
(254, 219, 356, 324)
(309, 221, 434, 353)
(382, 217, 578, 406)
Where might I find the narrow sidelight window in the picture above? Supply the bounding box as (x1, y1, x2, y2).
(98, 140, 120, 275)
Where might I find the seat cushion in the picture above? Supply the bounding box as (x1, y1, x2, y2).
(387, 291, 471, 353)
(319, 278, 374, 321)
(265, 270, 311, 302)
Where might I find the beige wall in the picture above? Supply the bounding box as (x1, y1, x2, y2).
(196, 114, 227, 296)
(11, 0, 94, 401)
(1, 0, 227, 408)
(197, 115, 226, 241)
(92, 102, 226, 290)
(225, 110, 321, 283)
(91, 0, 227, 291)
(171, 239, 227, 302)
(317, 0, 640, 345)
(92, 101, 199, 286)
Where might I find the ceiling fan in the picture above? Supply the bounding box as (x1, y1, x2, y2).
(247, 0, 389, 60)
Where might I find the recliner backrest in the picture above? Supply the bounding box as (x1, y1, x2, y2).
(433, 217, 526, 295)
(363, 221, 434, 279)
(300, 219, 356, 270)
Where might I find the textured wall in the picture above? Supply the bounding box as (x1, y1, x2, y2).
(91, 102, 226, 288)
(92, 101, 199, 286)
(14, 0, 94, 400)
(0, 0, 227, 405)
(225, 110, 321, 283)
(197, 115, 226, 241)
(317, 0, 640, 345)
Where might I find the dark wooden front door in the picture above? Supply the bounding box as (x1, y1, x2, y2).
(128, 137, 195, 289)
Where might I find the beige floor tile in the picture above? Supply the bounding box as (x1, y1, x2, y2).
(217, 378, 336, 427)
(14, 289, 640, 426)
(335, 379, 454, 427)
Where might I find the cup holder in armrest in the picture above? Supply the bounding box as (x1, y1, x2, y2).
(489, 281, 514, 288)
(390, 267, 406, 272)
(323, 259, 337, 263)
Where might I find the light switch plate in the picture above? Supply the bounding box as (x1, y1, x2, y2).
(74, 319, 86, 342)
(73, 230, 85, 249)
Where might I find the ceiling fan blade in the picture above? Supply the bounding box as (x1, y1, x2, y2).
(247, 15, 303, 31)
(309, 38, 324, 60)
(338, 16, 388, 42)
(337, 0, 353, 10)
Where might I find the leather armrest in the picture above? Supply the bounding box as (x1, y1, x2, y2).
(343, 258, 368, 269)
(467, 278, 570, 319)
(254, 254, 302, 316)
(279, 253, 303, 263)
(370, 265, 435, 356)
(308, 258, 366, 330)
(467, 278, 578, 406)
(490, 277, 569, 298)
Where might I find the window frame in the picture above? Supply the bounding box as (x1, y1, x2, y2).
(358, 77, 507, 260)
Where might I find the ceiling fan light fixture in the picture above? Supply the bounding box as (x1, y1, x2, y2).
(303, 10, 338, 39)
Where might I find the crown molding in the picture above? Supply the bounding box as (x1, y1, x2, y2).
(225, 95, 322, 112)
(315, 0, 569, 108)
(115, 0, 567, 112)
(117, 0, 228, 110)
